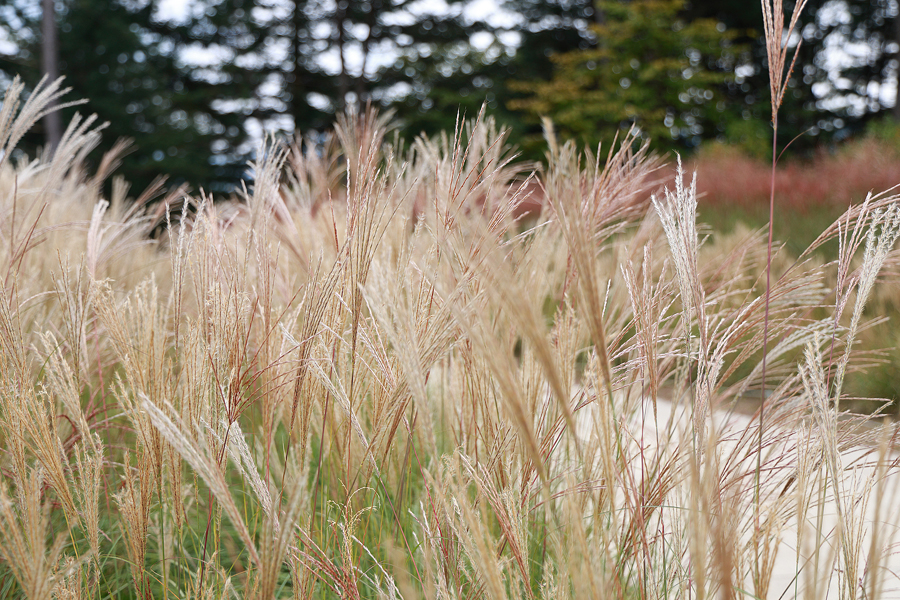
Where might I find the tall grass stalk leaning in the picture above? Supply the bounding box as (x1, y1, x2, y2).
(756, 0, 808, 592)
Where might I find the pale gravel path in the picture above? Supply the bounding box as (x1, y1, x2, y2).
(575, 395, 900, 598)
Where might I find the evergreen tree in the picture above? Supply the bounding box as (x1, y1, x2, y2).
(376, 0, 601, 156)
(796, 0, 900, 129)
(684, 0, 827, 155)
(508, 0, 746, 155)
(274, 1, 499, 144)
(382, 17, 518, 141)
(0, 0, 263, 192)
(0, 0, 500, 190)
(685, 0, 900, 150)
(495, 0, 600, 157)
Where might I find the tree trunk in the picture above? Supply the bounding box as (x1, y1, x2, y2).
(894, 9, 900, 120)
(292, 0, 303, 134)
(41, 0, 62, 153)
(356, 0, 380, 105)
(335, 3, 349, 113)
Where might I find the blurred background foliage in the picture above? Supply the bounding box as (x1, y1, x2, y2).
(1, 0, 900, 193)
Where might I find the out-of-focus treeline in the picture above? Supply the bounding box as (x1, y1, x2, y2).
(1, 0, 899, 193)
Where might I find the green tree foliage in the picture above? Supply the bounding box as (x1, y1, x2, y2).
(10, 0, 892, 190)
(796, 0, 900, 126)
(311, 1, 499, 141)
(0, 0, 497, 191)
(0, 0, 263, 192)
(686, 0, 900, 151)
(391, 0, 606, 158)
(386, 43, 516, 141)
(509, 0, 749, 155)
(242, 0, 489, 131)
(483, 0, 600, 157)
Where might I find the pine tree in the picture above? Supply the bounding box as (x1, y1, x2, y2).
(2, 0, 255, 191)
(494, 0, 600, 157)
(1, 0, 506, 191)
(266, 0, 499, 143)
(797, 0, 900, 128)
(508, 0, 746, 155)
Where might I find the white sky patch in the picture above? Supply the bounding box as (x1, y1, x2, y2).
(316, 39, 401, 77)
(312, 0, 517, 76)
(0, 28, 17, 56)
(408, 0, 453, 17)
(154, 0, 196, 24)
(806, 0, 898, 115)
(464, 0, 520, 27)
(470, 31, 493, 50)
(178, 43, 231, 69)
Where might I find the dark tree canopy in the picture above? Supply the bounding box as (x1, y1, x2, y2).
(1, 0, 898, 192)
(508, 0, 751, 155)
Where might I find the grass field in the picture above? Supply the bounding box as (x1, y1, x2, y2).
(4, 1, 900, 597)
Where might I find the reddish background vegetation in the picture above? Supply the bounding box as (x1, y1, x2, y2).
(687, 139, 900, 213)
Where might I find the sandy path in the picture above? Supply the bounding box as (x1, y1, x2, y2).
(574, 395, 900, 598)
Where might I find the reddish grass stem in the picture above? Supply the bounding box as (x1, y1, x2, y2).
(754, 112, 779, 592)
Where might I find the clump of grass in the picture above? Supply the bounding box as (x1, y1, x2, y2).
(1, 5, 900, 596)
